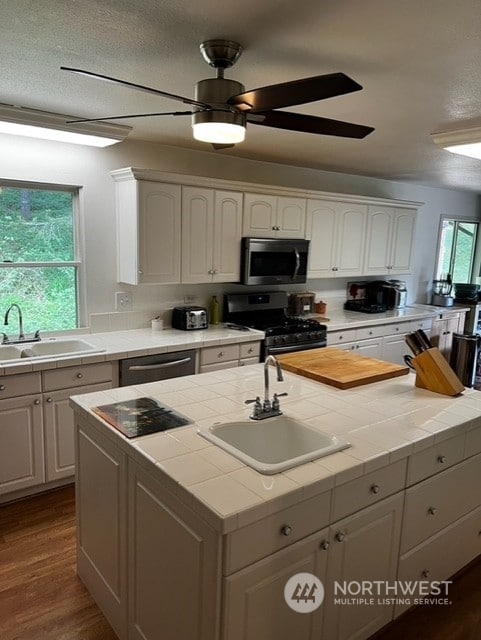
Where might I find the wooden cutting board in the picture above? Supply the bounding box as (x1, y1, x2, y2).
(277, 347, 409, 389)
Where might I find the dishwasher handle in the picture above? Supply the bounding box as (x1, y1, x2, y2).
(128, 357, 192, 371)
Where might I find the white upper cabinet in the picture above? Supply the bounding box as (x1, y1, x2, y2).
(306, 200, 367, 278)
(364, 206, 416, 275)
(116, 179, 182, 285)
(182, 187, 243, 283)
(243, 193, 306, 238)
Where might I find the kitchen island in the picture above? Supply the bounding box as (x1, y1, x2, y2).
(70, 362, 481, 640)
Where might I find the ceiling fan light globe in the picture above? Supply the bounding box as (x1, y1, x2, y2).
(193, 121, 245, 144)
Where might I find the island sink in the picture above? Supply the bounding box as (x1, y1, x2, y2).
(198, 415, 351, 474)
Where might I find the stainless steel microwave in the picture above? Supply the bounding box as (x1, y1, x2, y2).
(241, 237, 310, 285)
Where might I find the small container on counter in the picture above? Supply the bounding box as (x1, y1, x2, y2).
(210, 295, 220, 324)
(151, 316, 164, 331)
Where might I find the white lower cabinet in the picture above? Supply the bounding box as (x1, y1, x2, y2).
(323, 493, 405, 640)
(199, 341, 261, 373)
(223, 529, 328, 640)
(0, 363, 115, 500)
(0, 392, 44, 495)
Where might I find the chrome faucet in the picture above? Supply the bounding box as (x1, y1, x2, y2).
(4, 304, 24, 341)
(2, 304, 40, 344)
(245, 355, 288, 420)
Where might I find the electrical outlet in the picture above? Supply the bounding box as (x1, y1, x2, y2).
(184, 295, 196, 304)
(115, 291, 133, 311)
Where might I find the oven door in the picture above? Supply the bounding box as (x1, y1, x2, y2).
(264, 339, 326, 358)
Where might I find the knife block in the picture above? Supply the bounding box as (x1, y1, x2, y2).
(411, 347, 464, 396)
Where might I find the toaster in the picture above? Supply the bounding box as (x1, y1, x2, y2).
(172, 306, 208, 330)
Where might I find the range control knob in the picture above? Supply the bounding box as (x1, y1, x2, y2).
(295, 333, 303, 341)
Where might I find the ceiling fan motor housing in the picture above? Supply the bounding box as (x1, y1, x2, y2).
(193, 78, 246, 129)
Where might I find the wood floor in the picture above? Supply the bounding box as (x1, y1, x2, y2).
(1, 486, 481, 640)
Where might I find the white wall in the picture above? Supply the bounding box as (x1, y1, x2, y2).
(1, 133, 479, 330)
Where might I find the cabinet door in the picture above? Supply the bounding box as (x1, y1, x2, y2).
(181, 186, 215, 283)
(223, 529, 328, 640)
(355, 338, 383, 358)
(44, 382, 112, 482)
(128, 462, 219, 640)
(0, 394, 44, 495)
(364, 206, 393, 275)
(243, 193, 277, 237)
(323, 493, 404, 640)
(381, 333, 410, 366)
(306, 200, 338, 277)
(334, 203, 367, 277)
(212, 190, 243, 282)
(276, 196, 306, 238)
(389, 208, 416, 273)
(137, 182, 182, 284)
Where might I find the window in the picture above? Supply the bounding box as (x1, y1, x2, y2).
(436, 218, 479, 283)
(0, 183, 80, 333)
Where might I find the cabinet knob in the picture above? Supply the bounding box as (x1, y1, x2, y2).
(437, 455, 447, 464)
(34, 399, 40, 405)
(138, 269, 143, 275)
(370, 484, 380, 494)
(428, 506, 438, 516)
(248, 348, 253, 353)
(217, 352, 224, 358)
(335, 530, 346, 543)
(421, 569, 431, 579)
(46, 397, 53, 403)
(320, 540, 330, 551)
(281, 525, 292, 536)
(332, 266, 338, 271)
(0, 384, 5, 391)
(76, 372, 83, 379)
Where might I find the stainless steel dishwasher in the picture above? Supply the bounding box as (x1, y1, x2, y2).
(119, 349, 196, 386)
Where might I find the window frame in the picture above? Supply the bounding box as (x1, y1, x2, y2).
(0, 178, 85, 330)
(434, 214, 480, 283)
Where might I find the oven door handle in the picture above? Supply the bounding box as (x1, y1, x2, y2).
(128, 357, 192, 371)
(293, 247, 300, 280)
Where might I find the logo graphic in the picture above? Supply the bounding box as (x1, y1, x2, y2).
(284, 572, 324, 613)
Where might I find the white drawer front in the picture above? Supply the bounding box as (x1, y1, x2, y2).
(331, 459, 407, 522)
(401, 453, 481, 553)
(356, 325, 385, 340)
(42, 362, 114, 391)
(327, 329, 357, 345)
(409, 318, 433, 332)
(406, 434, 465, 486)
(199, 361, 238, 373)
(0, 372, 41, 398)
(224, 490, 331, 574)
(200, 344, 240, 365)
(239, 341, 260, 359)
(238, 357, 259, 367)
(382, 322, 409, 336)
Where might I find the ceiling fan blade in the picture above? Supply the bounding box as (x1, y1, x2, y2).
(66, 111, 194, 124)
(228, 73, 362, 113)
(247, 111, 374, 138)
(60, 66, 209, 109)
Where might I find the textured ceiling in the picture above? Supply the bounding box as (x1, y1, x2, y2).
(2, 0, 481, 192)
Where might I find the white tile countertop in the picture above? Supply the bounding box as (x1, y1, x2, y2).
(312, 303, 470, 331)
(70, 362, 481, 534)
(0, 325, 265, 375)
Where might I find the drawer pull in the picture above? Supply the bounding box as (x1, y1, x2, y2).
(281, 525, 292, 537)
(320, 540, 330, 551)
(217, 352, 224, 358)
(421, 569, 431, 579)
(335, 530, 346, 543)
(76, 373, 83, 379)
(370, 484, 380, 494)
(34, 399, 40, 405)
(428, 506, 438, 516)
(46, 397, 53, 403)
(0, 384, 5, 391)
(437, 455, 447, 464)
(248, 348, 253, 353)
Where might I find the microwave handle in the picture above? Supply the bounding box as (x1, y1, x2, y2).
(293, 247, 300, 279)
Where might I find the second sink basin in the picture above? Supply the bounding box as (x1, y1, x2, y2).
(198, 415, 351, 475)
(21, 338, 104, 358)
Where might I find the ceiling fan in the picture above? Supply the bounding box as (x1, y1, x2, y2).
(61, 39, 374, 149)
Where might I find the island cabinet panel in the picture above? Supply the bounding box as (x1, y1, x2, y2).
(128, 462, 220, 640)
(323, 493, 405, 640)
(76, 420, 128, 640)
(222, 528, 328, 640)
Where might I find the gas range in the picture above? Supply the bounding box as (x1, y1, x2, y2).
(224, 292, 327, 358)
